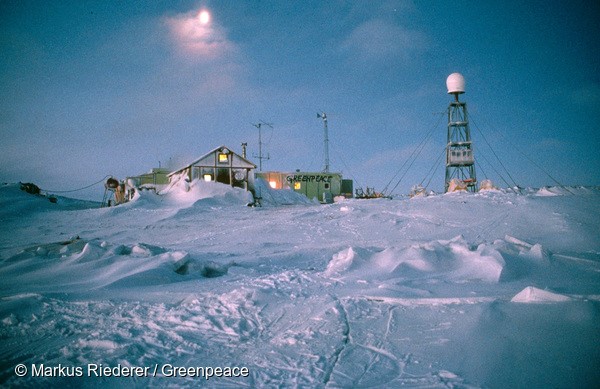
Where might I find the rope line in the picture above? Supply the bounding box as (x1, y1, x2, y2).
(475, 149, 512, 188)
(41, 175, 112, 194)
(424, 160, 442, 191)
(475, 160, 489, 183)
(382, 112, 445, 195)
(420, 147, 446, 189)
(470, 117, 519, 187)
(470, 114, 573, 194)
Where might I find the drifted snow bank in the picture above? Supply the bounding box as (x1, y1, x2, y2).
(324, 236, 505, 283)
(135, 177, 254, 208)
(511, 286, 572, 303)
(0, 183, 97, 217)
(0, 238, 235, 293)
(253, 178, 317, 206)
(2, 185, 600, 388)
(126, 177, 314, 209)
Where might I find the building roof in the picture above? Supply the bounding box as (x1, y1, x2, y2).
(168, 145, 256, 177)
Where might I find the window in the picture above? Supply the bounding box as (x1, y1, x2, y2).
(203, 174, 213, 182)
(218, 153, 229, 163)
(324, 183, 330, 190)
(294, 182, 301, 190)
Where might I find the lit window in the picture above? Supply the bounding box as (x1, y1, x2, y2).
(218, 153, 229, 163)
(294, 182, 301, 190)
(203, 174, 213, 182)
(269, 181, 277, 189)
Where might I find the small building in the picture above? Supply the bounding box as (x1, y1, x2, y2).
(127, 167, 171, 188)
(257, 171, 353, 203)
(168, 145, 256, 191)
(117, 167, 172, 203)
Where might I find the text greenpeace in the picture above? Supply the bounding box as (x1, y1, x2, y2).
(161, 364, 249, 379)
(286, 174, 333, 183)
(20, 363, 250, 380)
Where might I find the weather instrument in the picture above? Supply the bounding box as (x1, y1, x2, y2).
(317, 112, 330, 173)
(445, 73, 477, 192)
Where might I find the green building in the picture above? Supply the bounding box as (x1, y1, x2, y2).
(128, 168, 171, 187)
(257, 171, 353, 203)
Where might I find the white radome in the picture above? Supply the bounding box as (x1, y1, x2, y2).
(446, 72, 465, 94)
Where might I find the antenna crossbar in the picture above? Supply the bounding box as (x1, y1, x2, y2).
(252, 120, 273, 171)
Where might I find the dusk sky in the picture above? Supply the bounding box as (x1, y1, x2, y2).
(1, 1, 599, 200)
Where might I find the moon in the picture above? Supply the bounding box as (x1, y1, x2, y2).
(199, 10, 210, 24)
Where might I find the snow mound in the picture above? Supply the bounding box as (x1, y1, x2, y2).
(503, 236, 551, 262)
(324, 247, 360, 276)
(0, 183, 97, 218)
(491, 236, 555, 281)
(126, 178, 314, 210)
(2, 182, 600, 388)
(533, 186, 587, 196)
(167, 178, 253, 206)
(0, 239, 233, 292)
(535, 187, 561, 196)
(119, 179, 254, 212)
(253, 178, 317, 206)
(511, 286, 572, 303)
(324, 236, 506, 283)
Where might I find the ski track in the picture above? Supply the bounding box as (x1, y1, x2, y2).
(1, 184, 600, 387)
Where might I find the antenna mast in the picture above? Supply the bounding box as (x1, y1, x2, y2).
(445, 73, 477, 192)
(252, 120, 273, 171)
(317, 112, 330, 173)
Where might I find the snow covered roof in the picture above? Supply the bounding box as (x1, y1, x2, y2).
(168, 145, 257, 177)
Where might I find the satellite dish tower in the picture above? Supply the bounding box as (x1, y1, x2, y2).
(252, 120, 273, 171)
(317, 112, 330, 173)
(445, 73, 477, 192)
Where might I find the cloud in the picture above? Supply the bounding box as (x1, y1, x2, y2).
(164, 9, 238, 62)
(159, 8, 251, 107)
(340, 19, 427, 62)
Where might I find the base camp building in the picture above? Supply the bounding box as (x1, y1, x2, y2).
(256, 171, 353, 203)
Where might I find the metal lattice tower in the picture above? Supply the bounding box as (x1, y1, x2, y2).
(445, 73, 476, 192)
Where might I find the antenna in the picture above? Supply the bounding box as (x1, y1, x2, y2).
(252, 120, 273, 171)
(317, 112, 330, 173)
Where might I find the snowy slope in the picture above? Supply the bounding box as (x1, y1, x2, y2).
(1, 182, 599, 388)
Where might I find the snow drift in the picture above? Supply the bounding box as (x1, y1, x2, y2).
(1, 184, 600, 387)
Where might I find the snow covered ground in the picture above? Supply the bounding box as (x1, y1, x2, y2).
(1, 181, 599, 388)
